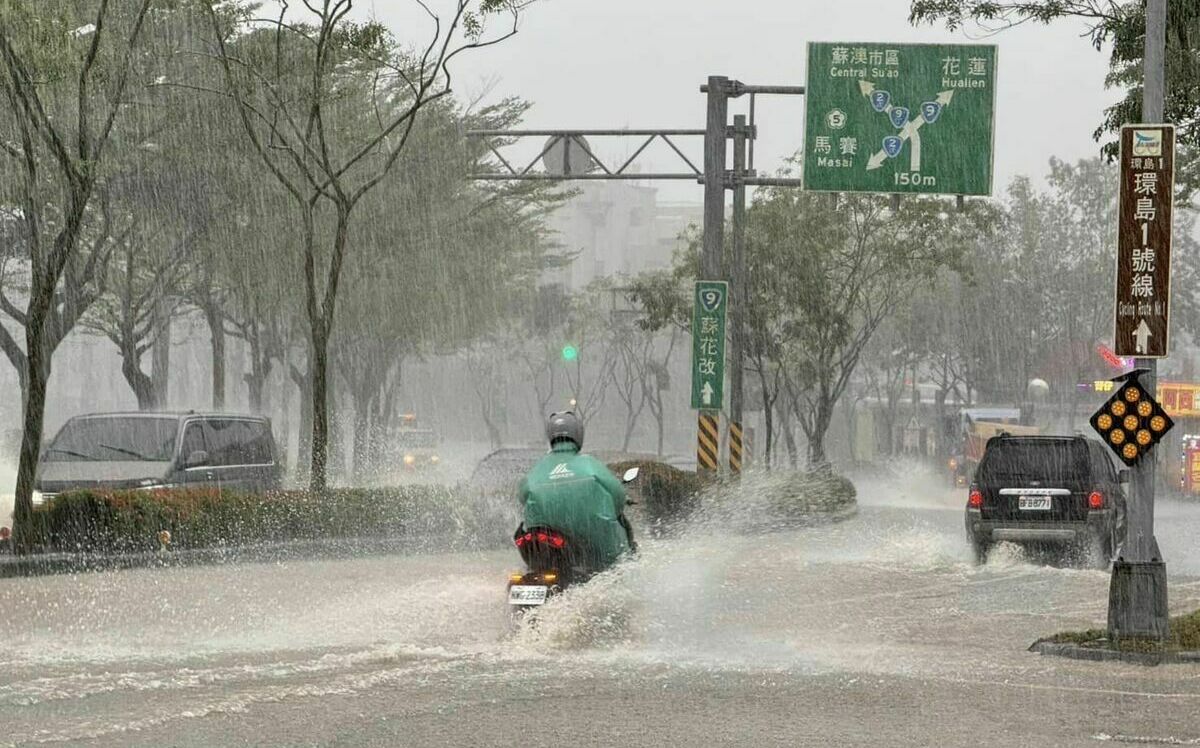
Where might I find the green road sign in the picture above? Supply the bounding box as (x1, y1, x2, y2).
(691, 281, 728, 410)
(803, 42, 997, 196)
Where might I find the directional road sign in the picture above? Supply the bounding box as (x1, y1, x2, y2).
(1114, 124, 1175, 358)
(803, 42, 997, 195)
(691, 281, 727, 410)
(1090, 371, 1174, 466)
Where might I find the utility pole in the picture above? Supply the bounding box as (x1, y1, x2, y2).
(702, 76, 730, 280)
(729, 114, 750, 472)
(1108, 0, 1169, 642)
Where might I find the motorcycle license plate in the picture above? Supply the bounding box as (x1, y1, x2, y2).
(508, 585, 548, 606)
(1019, 495, 1052, 511)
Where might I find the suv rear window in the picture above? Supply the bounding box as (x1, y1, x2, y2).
(977, 439, 1088, 484)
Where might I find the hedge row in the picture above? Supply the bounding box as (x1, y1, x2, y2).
(25, 462, 853, 554)
(695, 467, 858, 531)
(29, 485, 510, 554)
(608, 460, 703, 533)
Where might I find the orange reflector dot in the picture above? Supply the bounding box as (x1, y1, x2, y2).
(1123, 415, 1139, 431)
(1096, 413, 1113, 430)
(1110, 429, 1127, 445)
(1123, 443, 1139, 460)
(1137, 429, 1153, 446)
(1124, 387, 1141, 403)
(1137, 401, 1153, 418)
(1111, 401, 1127, 417)
(1151, 415, 1167, 432)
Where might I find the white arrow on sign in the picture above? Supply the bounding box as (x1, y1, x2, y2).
(701, 381, 714, 406)
(865, 89, 955, 173)
(1134, 319, 1152, 354)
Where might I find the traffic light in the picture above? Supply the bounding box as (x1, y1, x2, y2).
(1090, 375, 1174, 466)
(561, 344, 578, 362)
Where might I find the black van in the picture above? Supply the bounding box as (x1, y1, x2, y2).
(36, 412, 281, 496)
(965, 434, 1127, 566)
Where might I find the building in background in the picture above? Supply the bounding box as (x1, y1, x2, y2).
(546, 182, 701, 290)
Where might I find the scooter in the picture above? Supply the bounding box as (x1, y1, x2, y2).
(506, 466, 640, 613)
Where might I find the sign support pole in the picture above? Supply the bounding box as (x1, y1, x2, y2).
(729, 114, 750, 474)
(1108, 0, 1169, 644)
(702, 76, 730, 281)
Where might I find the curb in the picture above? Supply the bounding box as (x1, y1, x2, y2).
(0, 536, 502, 578)
(1030, 640, 1200, 666)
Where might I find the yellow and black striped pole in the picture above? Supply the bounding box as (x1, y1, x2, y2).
(729, 421, 744, 474)
(697, 412, 719, 473)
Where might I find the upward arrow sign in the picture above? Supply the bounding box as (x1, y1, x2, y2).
(1134, 319, 1152, 354)
(701, 381, 714, 406)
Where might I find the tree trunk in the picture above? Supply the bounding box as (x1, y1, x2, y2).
(309, 328, 330, 491)
(202, 303, 225, 410)
(151, 297, 171, 407)
(805, 398, 834, 468)
(11, 350, 48, 551)
(756, 362, 774, 469)
(306, 206, 353, 492)
(120, 340, 156, 410)
(291, 362, 312, 485)
(245, 331, 267, 413)
(621, 414, 637, 452)
(778, 401, 798, 468)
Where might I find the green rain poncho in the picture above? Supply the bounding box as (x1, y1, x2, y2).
(518, 442, 630, 571)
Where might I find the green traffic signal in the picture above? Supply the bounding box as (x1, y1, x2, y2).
(561, 345, 578, 362)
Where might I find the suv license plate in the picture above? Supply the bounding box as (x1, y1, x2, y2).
(508, 585, 548, 606)
(1019, 495, 1052, 511)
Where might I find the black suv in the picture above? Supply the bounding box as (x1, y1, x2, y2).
(965, 435, 1126, 566)
(37, 412, 282, 496)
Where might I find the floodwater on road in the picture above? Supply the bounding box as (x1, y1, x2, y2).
(2, 467, 1200, 747)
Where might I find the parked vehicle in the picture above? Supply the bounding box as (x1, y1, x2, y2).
(947, 408, 1040, 487)
(965, 434, 1127, 567)
(36, 412, 281, 497)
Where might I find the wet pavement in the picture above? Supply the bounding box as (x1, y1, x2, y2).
(2, 470, 1200, 747)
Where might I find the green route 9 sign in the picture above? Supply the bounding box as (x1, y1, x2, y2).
(803, 42, 997, 196)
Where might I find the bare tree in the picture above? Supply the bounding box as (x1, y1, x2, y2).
(204, 0, 526, 489)
(0, 1, 154, 547)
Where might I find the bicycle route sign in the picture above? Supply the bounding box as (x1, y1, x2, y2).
(803, 42, 997, 196)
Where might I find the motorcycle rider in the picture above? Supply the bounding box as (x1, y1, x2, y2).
(516, 411, 636, 576)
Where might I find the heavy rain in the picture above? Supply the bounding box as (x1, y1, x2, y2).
(1, 0, 1199, 746)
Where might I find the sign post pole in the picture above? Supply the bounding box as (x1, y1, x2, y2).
(1108, 0, 1171, 644)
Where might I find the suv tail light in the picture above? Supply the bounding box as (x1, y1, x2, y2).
(1088, 491, 1104, 510)
(968, 486, 983, 508)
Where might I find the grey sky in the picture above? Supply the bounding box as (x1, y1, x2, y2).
(359, 0, 1119, 203)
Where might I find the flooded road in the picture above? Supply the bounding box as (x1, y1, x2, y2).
(3, 473, 1200, 747)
